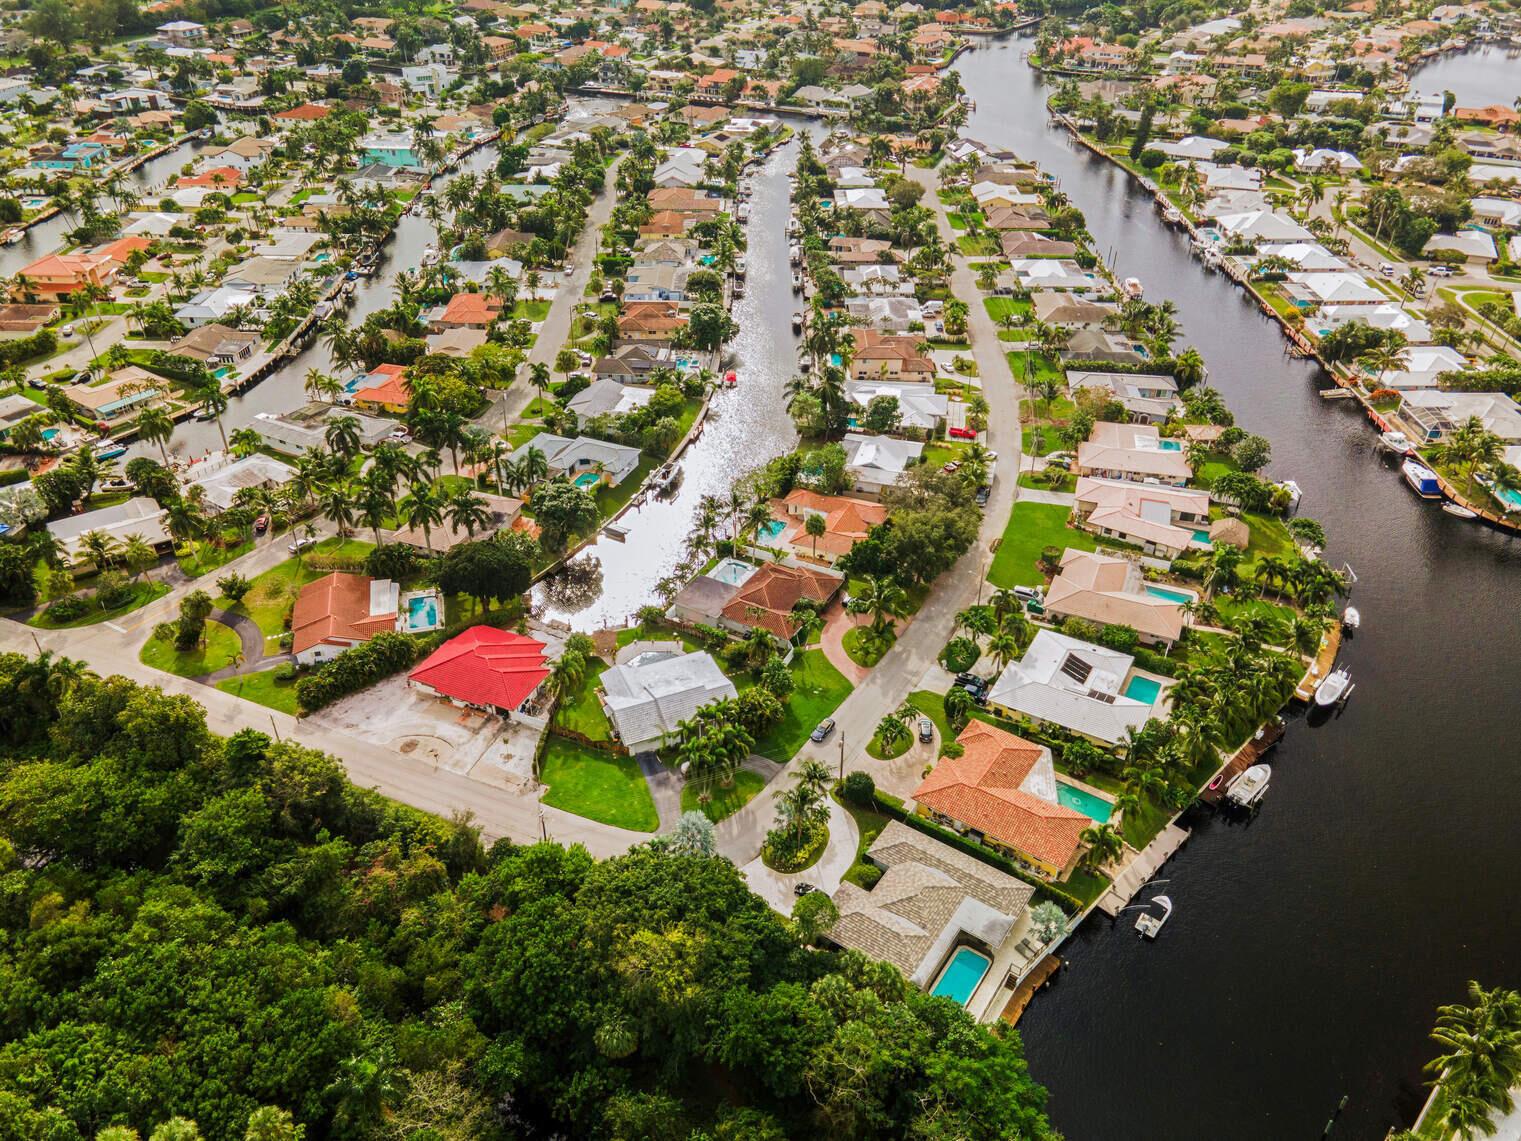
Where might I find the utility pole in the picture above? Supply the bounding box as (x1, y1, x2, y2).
(838, 731, 845, 780)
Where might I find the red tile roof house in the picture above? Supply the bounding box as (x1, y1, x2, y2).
(273, 103, 332, 122)
(774, 489, 886, 565)
(409, 627, 552, 715)
(291, 572, 400, 666)
(15, 252, 119, 299)
(175, 166, 244, 189)
(427, 292, 505, 332)
(912, 720, 1099, 880)
(718, 562, 842, 643)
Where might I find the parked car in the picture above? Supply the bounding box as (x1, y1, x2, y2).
(948, 426, 977, 440)
(1429, 265, 1456, 277)
(59, 325, 75, 338)
(917, 717, 934, 743)
(288, 535, 318, 554)
(793, 882, 817, 897)
(809, 717, 836, 744)
(100, 477, 134, 493)
(388, 428, 411, 443)
(1013, 585, 1042, 603)
(942, 461, 960, 473)
(1379, 262, 1396, 277)
(975, 485, 991, 506)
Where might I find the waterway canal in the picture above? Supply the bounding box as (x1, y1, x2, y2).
(958, 35, 1521, 1140)
(534, 129, 817, 627)
(1408, 41, 1521, 107)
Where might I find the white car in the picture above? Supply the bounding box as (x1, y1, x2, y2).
(59, 324, 75, 337)
(288, 535, 318, 554)
(1428, 265, 1456, 277)
(388, 428, 411, 443)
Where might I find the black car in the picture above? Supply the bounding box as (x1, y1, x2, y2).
(975, 485, 991, 506)
(809, 717, 836, 744)
(917, 717, 934, 743)
(793, 882, 817, 897)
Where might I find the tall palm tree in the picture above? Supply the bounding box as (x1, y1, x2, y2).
(356, 476, 393, 546)
(320, 485, 355, 539)
(1079, 823, 1124, 873)
(446, 489, 491, 537)
(847, 574, 908, 638)
(399, 482, 445, 553)
(1427, 981, 1521, 1130)
(324, 415, 363, 461)
(135, 406, 175, 465)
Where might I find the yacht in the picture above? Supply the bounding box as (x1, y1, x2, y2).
(1379, 429, 1414, 456)
(1314, 668, 1351, 707)
(791, 272, 803, 293)
(1401, 458, 1441, 499)
(1342, 606, 1361, 631)
(791, 311, 803, 332)
(1122, 277, 1144, 298)
(1135, 895, 1173, 939)
(1225, 764, 1271, 807)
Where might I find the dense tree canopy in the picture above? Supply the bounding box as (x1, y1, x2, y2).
(0, 654, 1057, 1140)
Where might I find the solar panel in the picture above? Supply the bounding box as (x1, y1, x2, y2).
(1060, 654, 1092, 684)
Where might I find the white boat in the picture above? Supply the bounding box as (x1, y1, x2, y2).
(791, 272, 803, 293)
(1379, 430, 1414, 455)
(1134, 895, 1172, 938)
(1342, 606, 1361, 630)
(1314, 668, 1351, 707)
(603, 523, 629, 541)
(1122, 277, 1144, 298)
(790, 311, 803, 332)
(1226, 764, 1271, 807)
(1402, 458, 1442, 499)
(1, 228, 23, 245)
(1442, 502, 1478, 519)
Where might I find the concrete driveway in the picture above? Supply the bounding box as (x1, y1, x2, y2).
(740, 794, 859, 914)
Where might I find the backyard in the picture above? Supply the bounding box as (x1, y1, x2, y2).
(988, 501, 1095, 589)
(539, 736, 659, 832)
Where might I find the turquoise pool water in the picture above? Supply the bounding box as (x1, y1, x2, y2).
(1192, 529, 1212, 543)
(573, 471, 602, 490)
(404, 594, 439, 630)
(313, 252, 330, 262)
(1158, 439, 1182, 451)
(710, 558, 756, 586)
(213, 365, 232, 380)
(1125, 675, 1163, 705)
(40, 428, 58, 441)
(1057, 780, 1113, 823)
(1496, 484, 1521, 511)
(758, 518, 786, 540)
(931, 947, 991, 1006)
(1145, 585, 1193, 604)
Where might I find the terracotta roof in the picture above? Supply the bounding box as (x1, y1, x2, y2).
(439, 292, 502, 326)
(291, 572, 397, 655)
(274, 103, 331, 120)
(720, 562, 840, 640)
(353, 363, 409, 408)
(94, 236, 153, 264)
(409, 626, 551, 710)
(176, 166, 244, 188)
(912, 720, 1091, 869)
(779, 489, 885, 559)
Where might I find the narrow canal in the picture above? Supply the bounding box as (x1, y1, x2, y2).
(534, 129, 817, 627)
(957, 36, 1521, 1140)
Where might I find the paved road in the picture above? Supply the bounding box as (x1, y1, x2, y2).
(715, 162, 1025, 862)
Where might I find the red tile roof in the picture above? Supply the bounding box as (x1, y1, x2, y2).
(720, 563, 840, 640)
(291, 572, 396, 655)
(439, 292, 503, 326)
(274, 103, 332, 121)
(912, 720, 1091, 870)
(409, 627, 551, 710)
(176, 166, 244, 188)
(353, 362, 410, 408)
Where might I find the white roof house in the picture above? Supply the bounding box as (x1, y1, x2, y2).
(844, 379, 949, 431)
(174, 286, 259, 328)
(987, 629, 1161, 745)
(1402, 391, 1521, 443)
(1007, 259, 1093, 291)
(1293, 147, 1362, 172)
(48, 497, 171, 571)
(1423, 230, 1498, 263)
(1470, 197, 1521, 229)
(182, 452, 296, 513)
(600, 650, 738, 753)
(1366, 344, 1470, 392)
(1255, 242, 1349, 273)
(834, 187, 891, 213)
(1313, 303, 1432, 344)
(1215, 210, 1316, 243)
(1154, 136, 1230, 161)
(1067, 371, 1180, 424)
(653, 147, 707, 188)
(1285, 272, 1385, 306)
(509, 432, 642, 485)
(842, 432, 923, 496)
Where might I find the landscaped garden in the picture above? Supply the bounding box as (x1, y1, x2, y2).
(216, 537, 375, 650)
(680, 769, 765, 823)
(842, 623, 894, 668)
(215, 665, 300, 715)
(750, 649, 852, 762)
(140, 619, 242, 678)
(29, 579, 168, 629)
(539, 736, 659, 832)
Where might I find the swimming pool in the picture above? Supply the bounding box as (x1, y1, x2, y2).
(1145, 584, 1193, 604)
(1192, 529, 1212, 543)
(1158, 439, 1183, 451)
(313, 252, 330, 263)
(710, 557, 757, 587)
(757, 518, 786, 541)
(930, 946, 991, 1006)
(1125, 675, 1163, 705)
(573, 471, 602, 490)
(40, 428, 59, 442)
(1057, 780, 1114, 824)
(400, 590, 442, 632)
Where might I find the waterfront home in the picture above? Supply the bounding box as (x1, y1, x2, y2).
(843, 296, 924, 332)
(912, 720, 1095, 880)
(1154, 136, 1230, 161)
(1073, 476, 1211, 558)
(1285, 272, 1386, 308)
(292, 573, 400, 666)
(841, 432, 924, 497)
(986, 629, 1162, 746)
(1314, 304, 1433, 345)
(1033, 294, 1115, 329)
(567, 378, 655, 419)
(833, 187, 892, 224)
(771, 488, 886, 564)
(652, 148, 708, 188)
(617, 302, 687, 343)
(426, 293, 504, 332)
(1004, 259, 1093, 291)
(1067, 371, 1180, 424)
(1470, 197, 1521, 229)
(1214, 210, 1316, 243)
(844, 379, 948, 433)
(623, 264, 693, 302)
(174, 286, 260, 328)
(646, 188, 725, 217)
(1074, 422, 1192, 485)
(1364, 344, 1469, 392)
(827, 821, 1035, 1019)
(409, 627, 552, 717)
(599, 650, 737, 753)
(47, 497, 172, 573)
(14, 252, 118, 299)
(828, 236, 901, 265)
(349, 364, 412, 415)
(1044, 548, 1189, 649)
(385, 493, 523, 553)
(1400, 391, 1521, 444)
(0, 395, 39, 442)
(223, 256, 304, 296)
(1293, 147, 1362, 173)
(31, 142, 109, 172)
(983, 206, 1051, 231)
(849, 330, 937, 382)
(1254, 242, 1350, 274)
(842, 264, 910, 295)
(1423, 230, 1498, 264)
(508, 433, 641, 487)
(716, 562, 842, 643)
(253, 406, 394, 455)
(1000, 232, 1078, 259)
(68, 369, 164, 424)
(592, 343, 680, 381)
(1057, 330, 1146, 367)
(182, 452, 295, 513)
(361, 131, 421, 169)
(201, 135, 277, 174)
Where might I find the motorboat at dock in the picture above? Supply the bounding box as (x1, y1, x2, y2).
(1314, 667, 1351, 708)
(1225, 764, 1271, 807)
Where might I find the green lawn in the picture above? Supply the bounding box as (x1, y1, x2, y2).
(842, 624, 893, 667)
(1006, 350, 1065, 389)
(1017, 470, 1075, 494)
(983, 296, 1031, 324)
(1242, 511, 1295, 562)
(1062, 868, 1112, 908)
(681, 769, 765, 823)
(177, 537, 255, 578)
(835, 789, 893, 886)
(751, 649, 852, 763)
(866, 727, 912, 760)
(908, 690, 953, 744)
(29, 580, 168, 629)
(988, 501, 1095, 589)
(216, 667, 300, 715)
(512, 299, 551, 321)
(539, 736, 659, 832)
(139, 619, 242, 678)
(554, 659, 611, 740)
(1192, 455, 1239, 489)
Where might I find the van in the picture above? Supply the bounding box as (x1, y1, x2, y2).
(1012, 585, 1041, 603)
(1379, 262, 1396, 278)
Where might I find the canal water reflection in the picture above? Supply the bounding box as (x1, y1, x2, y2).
(1408, 42, 1521, 107)
(958, 36, 1521, 1141)
(534, 129, 820, 628)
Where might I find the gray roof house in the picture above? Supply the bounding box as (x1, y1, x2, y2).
(842, 432, 923, 497)
(510, 433, 642, 485)
(599, 650, 738, 753)
(48, 497, 172, 571)
(1067, 370, 1180, 423)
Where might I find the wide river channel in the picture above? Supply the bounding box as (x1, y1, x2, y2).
(960, 36, 1521, 1140)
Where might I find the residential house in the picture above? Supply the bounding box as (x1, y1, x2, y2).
(1033, 294, 1116, 329)
(1043, 548, 1190, 648)
(385, 493, 524, 553)
(850, 330, 936, 382)
(47, 497, 172, 572)
(599, 650, 738, 752)
(1401, 391, 1521, 444)
(168, 323, 259, 367)
(1423, 230, 1498, 264)
(718, 561, 842, 642)
(174, 286, 260, 328)
(254, 405, 394, 455)
(360, 130, 421, 168)
(156, 19, 206, 45)
(624, 263, 693, 302)
(1067, 371, 1180, 423)
(426, 292, 504, 332)
(842, 432, 924, 496)
(592, 342, 679, 381)
(912, 720, 1096, 880)
(14, 252, 118, 298)
(182, 452, 296, 513)
(509, 432, 642, 485)
(409, 627, 552, 716)
(349, 364, 412, 414)
(291, 573, 400, 665)
(1073, 476, 1211, 558)
(223, 256, 303, 296)
(1058, 329, 1146, 367)
(986, 629, 1163, 746)
(843, 296, 924, 332)
(1074, 422, 1193, 485)
(68, 368, 163, 424)
(567, 378, 655, 418)
(844, 379, 949, 433)
(1363, 344, 1469, 392)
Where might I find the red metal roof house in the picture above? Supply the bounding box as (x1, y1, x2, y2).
(408, 627, 551, 714)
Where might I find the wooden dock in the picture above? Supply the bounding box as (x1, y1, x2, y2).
(1096, 823, 1190, 917)
(1000, 955, 1061, 1026)
(1199, 719, 1285, 807)
(1293, 623, 1342, 702)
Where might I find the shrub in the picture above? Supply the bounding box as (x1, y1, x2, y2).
(841, 770, 876, 806)
(95, 573, 136, 610)
(1138, 148, 1165, 169)
(44, 596, 89, 622)
(216, 572, 252, 602)
(1096, 623, 1139, 654)
(939, 636, 981, 673)
(295, 631, 419, 713)
(365, 543, 419, 581)
(849, 863, 883, 889)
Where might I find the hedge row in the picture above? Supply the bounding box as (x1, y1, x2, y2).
(294, 631, 419, 713)
(872, 790, 1085, 914)
(0, 330, 55, 368)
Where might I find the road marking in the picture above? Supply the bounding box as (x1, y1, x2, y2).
(104, 621, 126, 634)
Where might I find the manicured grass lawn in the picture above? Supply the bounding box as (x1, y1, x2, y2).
(139, 619, 242, 678)
(512, 299, 551, 321)
(1242, 510, 1295, 562)
(1006, 350, 1065, 389)
(842, 624, 893, 667)
(219, 538, 375, 644)
(988, 501, 1095, 589)
(1215, 594, 1295, 638)
(983, 296, 1031, 323)
(1192, 454, 1239, 489)
(29, 580, 168, 628)
(554, 659, 611, 740)
(1017, 470, 1075, 493)
(681, 769, 765, 823)
(751, 649, 851, 763)
(909, 690, 953, 744)
(1062, 867, 1112, 907)
(834, 789, 892, 886)
(178, 537, 255, 578)
(539, 736, 659, 832)
(866, 727, 912, 760)
(216, 666, 300, 715)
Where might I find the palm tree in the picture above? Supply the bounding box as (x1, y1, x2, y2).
(320, 485, 355, 539)
(324, 415, 363, 461)
(121, 533, 156, 581)
(446, 489, 491, 537)
(846, 574, 907, 637)
(79, 529, 119, 572)
(875, 712, 909, 754)
(1079, 823, 1124, 873)
(1426, 982, 1521, 1131)
(519, 445, 549, 491)
(399, 482, 445, 553)
(135, 405, 175, 465)
(356, 476, 393, 546)
(305, 367, 342, 404)
(986, 626, 1022, 672)
(1356, 337, 1410, 391)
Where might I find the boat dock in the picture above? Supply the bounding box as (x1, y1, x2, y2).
(1096, 823, 1190, 917)
(1000, 955, 1062, 1026)
(1293, 624, 1343, 702)
(1199, 719, 1286, 807)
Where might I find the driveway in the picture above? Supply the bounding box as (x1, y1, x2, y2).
(740, 794, 859, 914)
